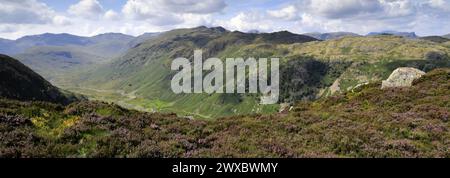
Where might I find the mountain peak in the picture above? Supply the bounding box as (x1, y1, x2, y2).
(90, 33, 135, 41)
(443, 33, 450, 39)
(257, 30, 318, 44)
(303, 32, 361, 40)
(192, 26, 227, 33)
(92, 32, 134, 38)
(367, 31, 417, 38)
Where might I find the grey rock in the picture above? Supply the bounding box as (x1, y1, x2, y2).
(279, 103, 293, 113)
(381, 67, 425, 89)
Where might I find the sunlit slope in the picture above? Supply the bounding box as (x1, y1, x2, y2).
(72, 29, 450, 118)
(72, 27, 317, 118)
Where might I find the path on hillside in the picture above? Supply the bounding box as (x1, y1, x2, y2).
(65, 86, 154, 112)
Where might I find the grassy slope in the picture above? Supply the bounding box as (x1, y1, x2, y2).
(65, 32, 450, 118)
(421, 36, 450, 43)
(0, 54, 78, 104)
(66, 27, 316, 118)
(0, 68, 448, 158)
(285, 35, 450, 95)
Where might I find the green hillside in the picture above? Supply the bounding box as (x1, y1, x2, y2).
(421, 36, 450, 43)
(66, 27, 318, 118)
(284, 35, 450, 95)
(0, 54, 78, 104)
(1, 68, 448, 158)
(63, 28, 450, 118)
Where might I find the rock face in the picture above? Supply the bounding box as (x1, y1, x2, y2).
(279, 103, 293, 114)
(329, 78, 341, 95)
(381, 67, 425, 89)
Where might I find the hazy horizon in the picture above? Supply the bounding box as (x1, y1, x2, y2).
(0, 25, 445, 41)
(1, 0, 450, 39)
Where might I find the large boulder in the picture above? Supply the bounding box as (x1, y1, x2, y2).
(381, 67, 425, 89)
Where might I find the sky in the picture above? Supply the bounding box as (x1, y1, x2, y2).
(1, 0, 450, 39)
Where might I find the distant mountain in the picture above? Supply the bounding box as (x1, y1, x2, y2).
(76, 26, 318, 118)
(90, 33, 134, 42)
(3, 33, 137, 56)
(0, 54, 76, 104)
(127, 32, 160, 48)
(16, 33, 91, 48)
(443, 34, 450, 39)
(74, 26, 450, 118)
(14, 46, 108, 82)
(247, 30, 260, 34)
(5, 33, 92, 55)
(0, 38, 16, 55)
(86, 33, 135, 57)
(257, 31, 318, 44)
(367, 31, 418, 38)
(304, 32, 360, 40)
(3, 27, 449, 119)
(420, 36, 450, 43)
(0, 32, 148, 81)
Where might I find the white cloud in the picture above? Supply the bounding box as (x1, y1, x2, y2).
(1, 0, 450, 40)
(52, 15, 72, 26)
(307, 0, 382, 19)
(426, 0, 450, 11)
(216, 11, 291, 33)
(122, 0, 226, 25)
(283, 0, 450, 35)
(104, 10, 119, 20)
(380, 0, 416, 18)
(142, 0, 226, 14)
(0, 24, 17, 33)
(68, 0, 104, 19)
(301, 0, 418, 20)
(267, 5, 301, 21)
(0, 0, 55, 24)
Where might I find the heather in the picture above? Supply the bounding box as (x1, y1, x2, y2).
(1, 69, 448, 158)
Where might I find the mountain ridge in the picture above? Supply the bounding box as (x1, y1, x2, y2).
(69, 27, 450, 118)
(3, 33, 144, 82)
(367, 31, 418, 38)
(1, 26, 449, 118)
(70, 26, 318, 118)
(1, 32, 138, 55)
(443, 33, 450, 39)
(420, 36, 450, 43)
(303, 32, 361, 40)
(0, 54, 77, 104)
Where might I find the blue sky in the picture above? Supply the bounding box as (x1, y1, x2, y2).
(1, 0, 450, 39)
(40, 0, 127, 12)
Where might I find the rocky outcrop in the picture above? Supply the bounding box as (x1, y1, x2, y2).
(329, 78, 341, 95)
(279, 103, 293, 114)
(381, 67, 425, 89)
